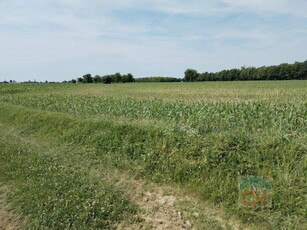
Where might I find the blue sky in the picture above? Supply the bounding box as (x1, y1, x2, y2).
(1, 0, 307, 82)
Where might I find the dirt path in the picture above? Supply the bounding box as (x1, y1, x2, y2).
(0, 185, 21, 230)
(105, 173, 247, 230)
(115, 177, 193, 229)
(0, 211, 15, 230)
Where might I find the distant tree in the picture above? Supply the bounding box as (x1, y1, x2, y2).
(102, 76, 112, 84)
(186, 60, 307, 82)
(126, 73, 135, 82)
(77, 77, 83, 83)
(135, 76, 180, 83)
(93, 75, 102, 83)
(197, 72, 209, 81)
(184, 69, 199, 82)
(266, 66, 278, 80)
(114, 73, 122, 83)
(82, 74, 93, 83)
(122, 74, 128, 83)
(298, 60, 307, 80)
(71, 79, 77, 83)
(229, 69, 240, 81)
(257, 66, 267, 80)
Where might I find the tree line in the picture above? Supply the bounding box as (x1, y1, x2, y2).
(71, 73, 135, 84)
(71, 74, 181, 84)
(184, 60, 307, 82)
(67, 60, 307, 84)
(135, 76, 181, 83)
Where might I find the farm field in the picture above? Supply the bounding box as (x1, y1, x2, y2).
(0, 81, 306, 229)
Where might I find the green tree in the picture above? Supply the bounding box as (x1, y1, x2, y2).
(102, 76, 112, 84)
(93, 75, 102, 83)
(114, 73, 122, 83)
(298, 60, 307, 80)
(126, 73, 134, 82)
(82, 74, 93, 83)
(184, 69, 199, 82)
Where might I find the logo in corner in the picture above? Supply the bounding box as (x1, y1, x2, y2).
(239, 175, 272, 208)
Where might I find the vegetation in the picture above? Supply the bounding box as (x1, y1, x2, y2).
(0, 129, 137, 228)
(135, 76, 181, 83)
(186, 60, 307, 82)
(74, 73, 135, 84)
(184, 69, 199, 82)
(0, 81, 306, 229)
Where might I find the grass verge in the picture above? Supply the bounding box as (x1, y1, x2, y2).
(0, 122, 138, 229)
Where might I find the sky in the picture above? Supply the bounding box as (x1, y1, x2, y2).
(0, 0, 307, 82)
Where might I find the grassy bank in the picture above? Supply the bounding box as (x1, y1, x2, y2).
(0, 120, 138, 229)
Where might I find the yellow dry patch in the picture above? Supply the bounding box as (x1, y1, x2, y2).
(0, 185, 24, 230)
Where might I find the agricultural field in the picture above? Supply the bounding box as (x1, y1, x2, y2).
(0, 81, 306, 229)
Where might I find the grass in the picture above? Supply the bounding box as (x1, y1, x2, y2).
(0, 122, 138, 229)
(0, 81, 306, 229)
